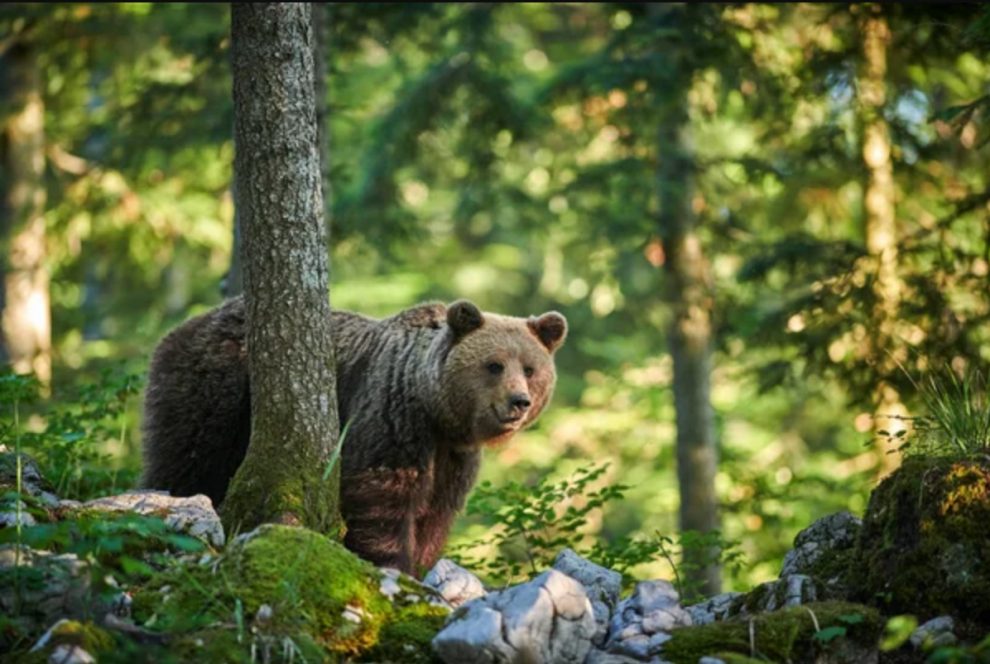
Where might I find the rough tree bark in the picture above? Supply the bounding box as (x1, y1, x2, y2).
(0, 41, 51, 387)
(860, 7, 906, 479)
(221, 3, 342, 535)
(221, 176, 244, 298)
(657, 104, 721, 597)
(312, 2, 331, 218)
(222, 3, 329, 300)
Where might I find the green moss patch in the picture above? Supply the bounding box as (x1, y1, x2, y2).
(132, 524, 446, 662)
(662, 601, 882, 664)
(852, 456, 990, 628)
(361, 602, 448, 663)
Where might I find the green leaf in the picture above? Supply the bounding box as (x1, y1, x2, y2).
(813, 626, 847, 643)
(120, 555, 154, 577)
(880, 615, 918, 652)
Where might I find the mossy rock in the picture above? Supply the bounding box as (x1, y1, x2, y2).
(662, 601, 882, 664)
(131, 524, 446, 662)
(7, 619, 115, 664)
(360, 603, 448, 663)
(851, 456, 990, 631)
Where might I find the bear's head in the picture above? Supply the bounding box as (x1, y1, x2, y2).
(439, 300, 567, 445)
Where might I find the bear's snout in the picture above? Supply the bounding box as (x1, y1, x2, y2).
(507, 392, 531, 417)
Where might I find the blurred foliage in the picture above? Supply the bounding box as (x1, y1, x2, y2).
(2, 2, 990, 591)
(1, 366, 142, 500)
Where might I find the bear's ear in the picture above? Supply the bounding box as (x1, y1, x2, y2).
(529, 312, 567, 353)
(447, 300, 484, 340)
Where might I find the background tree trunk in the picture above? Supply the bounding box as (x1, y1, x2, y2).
(860, 7, 906, 479)
(221, 3, 342, 535)
(1, 41, 51, 388)
(657, 105, 721, 597)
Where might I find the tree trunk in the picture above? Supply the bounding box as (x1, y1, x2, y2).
(312, 2, 331, 218)
(657, 106, 721, 597)
(223, 3, 329, 301)
(222, 175, 244, 298)
(0, 42, 51, 387)
(860, 8, 906, 479)
(221, 3, 342, 535)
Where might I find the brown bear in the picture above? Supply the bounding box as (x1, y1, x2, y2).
(140, 296, 566, 574)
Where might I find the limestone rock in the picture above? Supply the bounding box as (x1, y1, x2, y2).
(747, 574, 819, 612)
(910, 615, 956, 649)
(780, 511, 861, 580)
(603, 580, 692, 661)
(0, 548, 90, 631)
(552, 548, 622, 646)
(0, 446, 60, 526)
(423, 558, 487, 609)
(432, 569, 596, 664)
(684, 592, 745, 626)
(48, 645, 95, 664)
(82, 490, 224, 548)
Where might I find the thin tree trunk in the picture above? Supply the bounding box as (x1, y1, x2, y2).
(221, 3, 342, 535)
(657, 106, 721, 597)
(860, 8, 906, 478)
(0, 42, 51, 387)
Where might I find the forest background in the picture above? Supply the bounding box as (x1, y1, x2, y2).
(2, 2, 989, 594)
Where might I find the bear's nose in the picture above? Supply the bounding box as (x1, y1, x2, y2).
(509, 393, 531, 411)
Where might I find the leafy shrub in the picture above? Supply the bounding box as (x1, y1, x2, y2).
(0, 365, 143, 501)
(450, 461, 743, 597)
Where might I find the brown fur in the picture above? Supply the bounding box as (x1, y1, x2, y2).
(141, 296, 566, 575)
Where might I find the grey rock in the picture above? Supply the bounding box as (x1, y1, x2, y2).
(626, 580, 681, 613)
(1, 549, 90, 633)
(0, 503, 36, 528)
(611, 634, 651, 659)
(910, 616, 956, 649)
(48, 645, 95, 664)
(647, 631, 672, 651)
(748, 574, 818, 612)
(434, 606, 506, 664)
(553, 548, 622, 646)
(603, 579, 691, 661)
(0, 445, 50, 497)
(614, 622, 644, 641)
(0, 447, 58, 527)
(698, 658, 726, 664)
(684, 592, 745, 625)
(379, 573, 402, 601)
(641, 608, 681, 633)
(423, 558, 487, 609)
(433, 569, 596, 664)
(780, 511, 861, 577)
(584, 650, 648, 664)
(82, 490, 224, 548)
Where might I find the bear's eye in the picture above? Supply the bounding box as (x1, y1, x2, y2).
(486, 362, 504, 375)
(523, 366, 535, 378)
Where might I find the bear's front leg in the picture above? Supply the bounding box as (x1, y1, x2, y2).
(340, 466, 429, 574)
